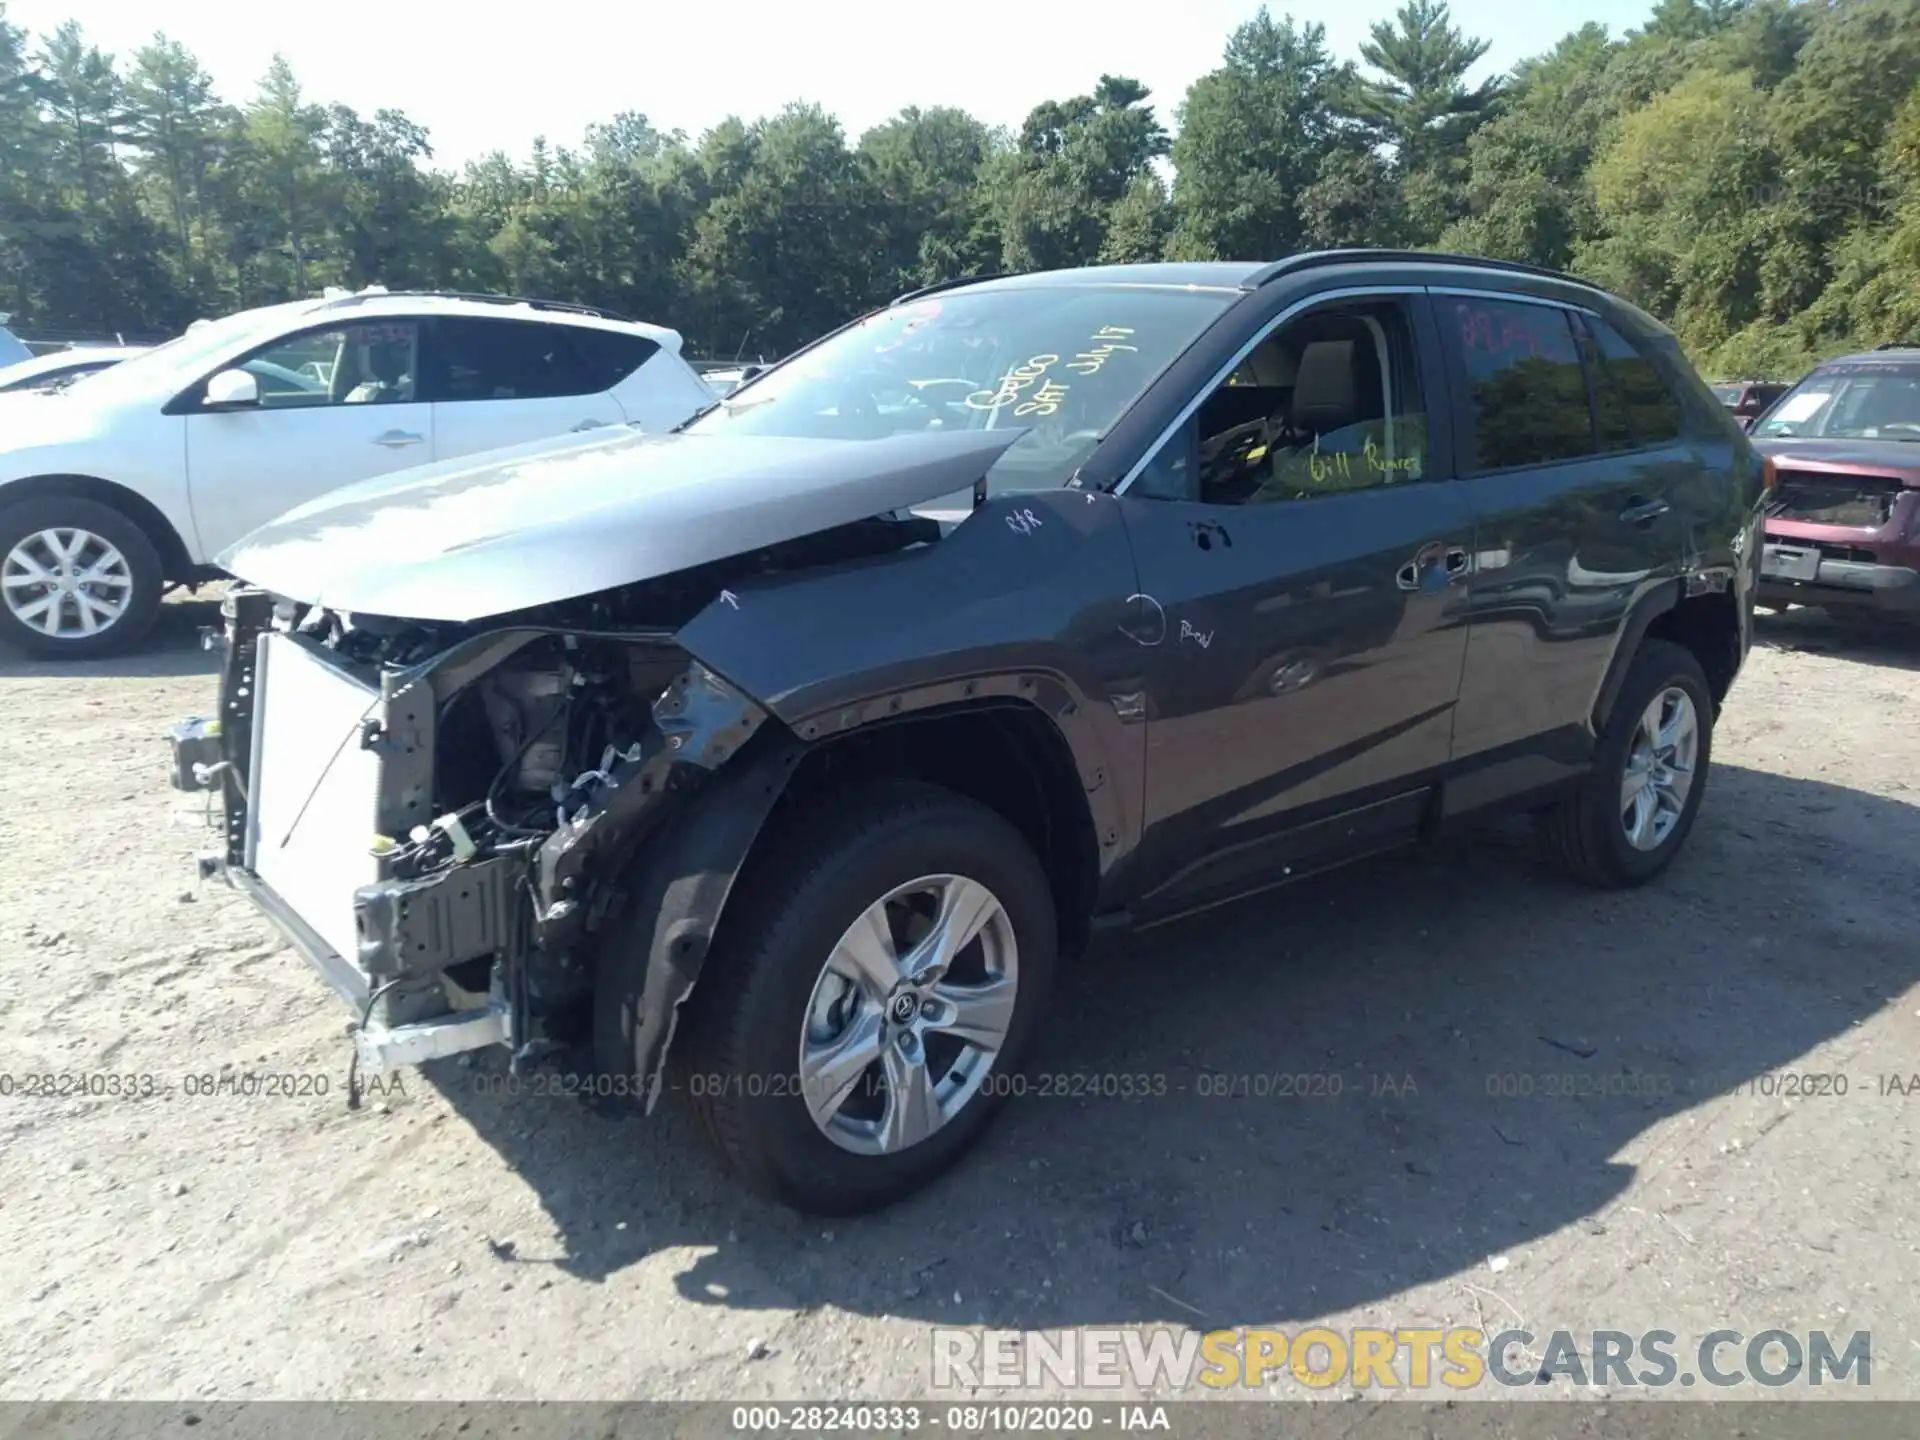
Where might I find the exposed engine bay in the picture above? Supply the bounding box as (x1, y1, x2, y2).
(178, 509, 946, 1098)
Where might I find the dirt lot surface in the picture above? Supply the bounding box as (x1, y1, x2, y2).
(2, 595, 1916, 1409)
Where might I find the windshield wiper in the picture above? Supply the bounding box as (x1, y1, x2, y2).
(669, 399, 723, 433)
(669, 394, 777, 433)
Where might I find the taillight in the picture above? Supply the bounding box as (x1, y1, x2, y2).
(1761, 455, 1778, 493)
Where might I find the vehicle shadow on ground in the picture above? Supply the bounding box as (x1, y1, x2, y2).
(428, 761, 1918, 1330)
(0, 597, 221, 679)
(1756, 605, 1920, 673)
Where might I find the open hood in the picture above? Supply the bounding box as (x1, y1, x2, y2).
(217, 426, 1026, 623)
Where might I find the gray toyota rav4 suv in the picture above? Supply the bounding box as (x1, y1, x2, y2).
(171, 251, 1763, 1213)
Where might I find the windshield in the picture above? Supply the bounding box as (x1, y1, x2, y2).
(66, 304, 308, 403)
(1752, 360, 1920, 441)
(1710, 384, 1740, 404)
(682, 284, 1239, 489)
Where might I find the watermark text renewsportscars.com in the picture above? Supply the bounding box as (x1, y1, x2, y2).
(932, 1326, 1872, 1393)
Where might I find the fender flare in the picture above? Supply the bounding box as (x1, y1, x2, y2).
(591, 726, 806, 1110)
(590, 671, 1124, 1102)
(1589, 578, 1681, 733)
(780, 668, 1133, 871)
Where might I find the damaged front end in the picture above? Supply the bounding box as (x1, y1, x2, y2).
(171, 583, 795, 1100)
(167, 425, 1024, 1102)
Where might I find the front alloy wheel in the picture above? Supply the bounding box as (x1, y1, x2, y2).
(0, 497, 165, 659)
(665, 781, 1058, 1214)
(2, 527, 135, 641)
(799, 874, 1019, 1156)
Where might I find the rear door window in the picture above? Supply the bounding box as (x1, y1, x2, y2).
(1441, 296, 1595, 472)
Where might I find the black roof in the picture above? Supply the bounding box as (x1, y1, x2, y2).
(893, 263, 1262, 304)
(894, 250, 1606, 307)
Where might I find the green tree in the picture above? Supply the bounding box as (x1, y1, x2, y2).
(10, 0, 1920, 377)
(1579, 67, 1777, 348)
(324, 105, 449, 289)
(1169, 9, 1355, 260)
(37, 21, 118, 211)
(859, 106, 999, 290)
(238, 55, 328, 295)
(683, 104, 886, 354)
(1442, 24, 1686, 270)
(1636, 0, 1750, 44)
(121, 34, 228, 302)
(991, 75, 1169, 271)
(1350, 0, 1502, 244)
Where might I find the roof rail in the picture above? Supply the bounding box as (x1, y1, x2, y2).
(319, 289, 633, 322)
(890, 273, 1009, 306)
(1245, 249, 1587, 289)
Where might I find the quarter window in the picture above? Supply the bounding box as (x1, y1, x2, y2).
(1444, 297, 1594, 471)
(563, 326, 661, 392)
(1583, 315, 1684, 447)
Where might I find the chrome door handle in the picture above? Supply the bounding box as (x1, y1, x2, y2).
(571, 419, 606, 433)
(1619, 497, 1671, 526)
(1397, 544, 1472, 592)
(372, 430, 424, 448)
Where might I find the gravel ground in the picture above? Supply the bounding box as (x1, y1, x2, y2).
(1, 595, 1916, 1407)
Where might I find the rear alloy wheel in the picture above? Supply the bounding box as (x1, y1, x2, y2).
(1619, 687, 1700, 853)
(677, 781, 1057, 1214)
(0, 498, 163, 658)
(1542, 638, 1715, 889)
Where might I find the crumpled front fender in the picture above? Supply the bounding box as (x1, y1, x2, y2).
(588, 720, 805, 1109)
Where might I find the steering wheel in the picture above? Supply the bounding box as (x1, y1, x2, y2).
(899, 378, 975, 427)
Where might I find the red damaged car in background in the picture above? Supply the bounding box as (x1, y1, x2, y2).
(1711, 379, 1789, 429)
(1750, 346, 1920, 627)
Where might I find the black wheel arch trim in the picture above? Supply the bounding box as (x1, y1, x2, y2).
(598, 724, 808, 1111)
(1589, 578, 1682, 734)
(780, 670, 1131, 877)
(603, 676, 1120, 1099)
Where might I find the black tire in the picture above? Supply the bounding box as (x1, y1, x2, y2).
(0, 496, 164, 658)
(1542, 638, 1715, 889)
(675, 780, 1058, 1215)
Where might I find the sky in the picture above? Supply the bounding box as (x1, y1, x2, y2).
(7, 0, 1663, 171)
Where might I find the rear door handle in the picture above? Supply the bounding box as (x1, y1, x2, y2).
(1619, 497, 1671, 526)
(372, 430, 425, 448)
(571, 419, 606, 433)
